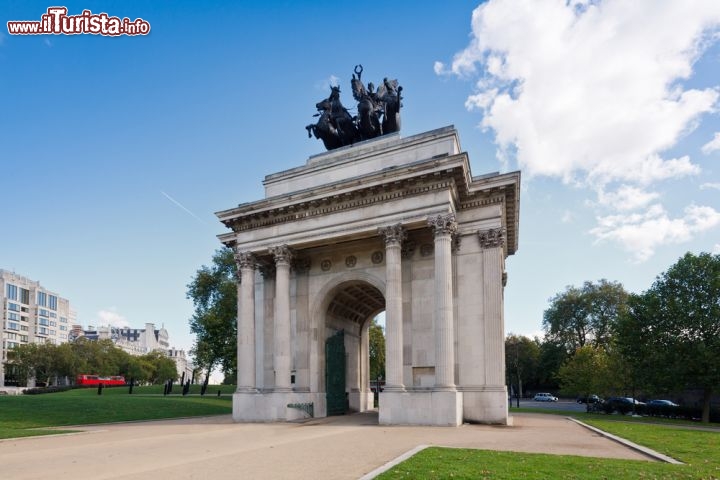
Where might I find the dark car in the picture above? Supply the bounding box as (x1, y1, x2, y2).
(604, 396, 645, 414)
(647, 399, 679, 407)
(577, 394, 601, 404)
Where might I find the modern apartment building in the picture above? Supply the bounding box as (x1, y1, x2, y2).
(0, 270, 75, 386)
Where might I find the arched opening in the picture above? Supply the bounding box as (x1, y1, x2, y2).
(323, 281, 385, 415)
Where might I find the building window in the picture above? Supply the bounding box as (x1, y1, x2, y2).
(20, 335, 28, 342)
(20, 324, 28, 331)
(49, 295, 58, 310)
(7, 303, 20, 312)
(8, 312, 19, 321)
(5, 332, 18, 340)
(38, 327, 48, 335)
(39, 308, 49, 317)
(37, 291, 47, 307)
(49, 321, 56, 327)
(20, 288, 29, 305)
(60, 317, 67, 323)
(6, 284, 18, 301)
(60, 325, 67, 331)
(38, 318, 49, 326)
(7, 322, 19, 331)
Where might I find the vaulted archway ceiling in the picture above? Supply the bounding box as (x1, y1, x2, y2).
(327, 282, 385, 324)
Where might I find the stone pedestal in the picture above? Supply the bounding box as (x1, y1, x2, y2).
(379, 390, 462, 426)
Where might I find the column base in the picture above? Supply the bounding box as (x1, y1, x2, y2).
(460, 386, 509, 425)
(233, 391, 326, 422)
(348, 391, 375, 412)
(379, 390, 462, 426)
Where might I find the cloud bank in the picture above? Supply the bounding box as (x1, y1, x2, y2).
(437, 0, 720, 260)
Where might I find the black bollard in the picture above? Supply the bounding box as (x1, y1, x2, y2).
(217, 389, 221, 397)
(128, 378, 134, 395)
(97, 383, 104, 395)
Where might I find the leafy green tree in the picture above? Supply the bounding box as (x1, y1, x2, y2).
(543, 280, 627, 353)
(505, 334, 541, 396)
(369, 317, 385, 381)
(140, 350, 178, 384)
(617, 252, 720, 423)
(558, 345, 610, 398)
(536, 337, 567, 390)
(187, 248, 238, 381)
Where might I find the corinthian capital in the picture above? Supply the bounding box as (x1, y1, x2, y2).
(233, 249, 257, 270)
(478, 228, 505, 249)
(378, 224, 406, 246)
(427, 213, 457, 237)
(270, 244, 293, 265)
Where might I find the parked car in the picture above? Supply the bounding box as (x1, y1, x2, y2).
(647, 399, 679, 407)
(577, 394, 601, 404)
(533, 392, 558, 402)
(604, 397, 645, 414)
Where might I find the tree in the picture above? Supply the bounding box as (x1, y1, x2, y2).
(543, 280, 627, 353)
(369, 317, 385, 381)
(505, 334, 541, 396)
(617, 252, 720, 423)
(187, 248, 238, 381)
(558, 345, 610, 398)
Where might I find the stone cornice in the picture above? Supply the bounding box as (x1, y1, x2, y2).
(224, 175, 457, 234)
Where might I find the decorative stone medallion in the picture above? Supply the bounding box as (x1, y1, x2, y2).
(371, 251, 384, 264)
(320, 259, 332, 271)
(345, 255, 357, 268)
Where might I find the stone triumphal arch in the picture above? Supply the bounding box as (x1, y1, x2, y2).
(216, 126, 520, 425)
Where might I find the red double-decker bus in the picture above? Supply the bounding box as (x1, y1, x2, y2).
(76, 375, 126, 386)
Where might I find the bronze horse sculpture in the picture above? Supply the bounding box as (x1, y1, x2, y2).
(305, 86, 359, 150)
(306, 66, 402, 151)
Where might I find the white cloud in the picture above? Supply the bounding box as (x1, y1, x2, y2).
(595, 185, 660, 211)
(591, 204, 720, 262)
(702, 132, 720, 154)
(440, 0, 720, 258)
(701, 182, 720, 190)
(96, 308, 130, 328)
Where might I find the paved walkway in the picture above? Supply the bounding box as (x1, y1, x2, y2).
(0, 412, 655, 480)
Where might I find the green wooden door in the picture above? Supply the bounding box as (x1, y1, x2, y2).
(325, 330, 346, 416)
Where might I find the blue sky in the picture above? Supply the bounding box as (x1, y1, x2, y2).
(2, 1, 719, 354)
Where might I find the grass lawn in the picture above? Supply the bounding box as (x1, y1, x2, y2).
(378, 417, 720, 479)
(0, 385, 232, 439)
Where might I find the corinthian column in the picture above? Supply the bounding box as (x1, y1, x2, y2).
(234, 248, 257, 393)
(479, 227, 506, 386)
(270, 244, 293, 392)
(378, 224, 406, 392)
(428, 213, 457, 391)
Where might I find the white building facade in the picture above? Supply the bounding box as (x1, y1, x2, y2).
(1, 270, 75, 386)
